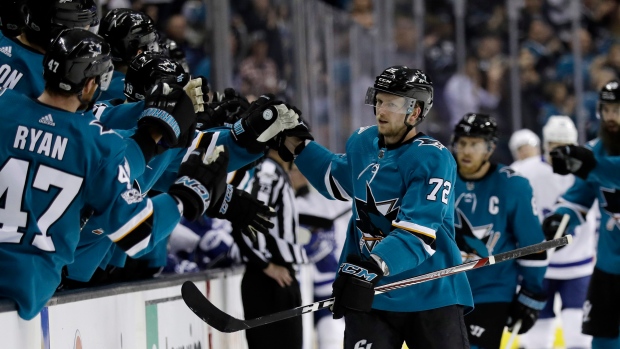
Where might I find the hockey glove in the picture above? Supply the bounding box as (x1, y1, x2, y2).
(139, 81, 196, 149)
(275, 117, 314, 162)
(206, 184, 276, 241)
(216, 87, 251, 121)
(506, 288, 547, 334)
(169, 146, 229, 221)
(331, 254, 384, 319)
(183, 76, 210, 113)
(196, 99, 244, 131)
(550, 145, 597, 179)
(542, 213, 568, 251)
(230, 94, 299, 153)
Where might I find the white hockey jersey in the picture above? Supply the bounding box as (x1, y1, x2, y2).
(511, 156, 597, 279)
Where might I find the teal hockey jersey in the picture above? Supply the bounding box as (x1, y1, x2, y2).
(0, 32, 44, 97)
(296, 126, 473, 312)
(555, 138, 620, 275)
(0, 89, 181, 319)
(454, 164, 547, 304)
(65, 99, 264, 281)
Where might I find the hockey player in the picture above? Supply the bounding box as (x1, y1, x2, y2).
(62, 51, 296, 286)
(546, 80, 620, 349)
(0, 0, 98, 97)
(512, 116, 596, 349)
(508, 128, 541, 162)
(0, 28, 229, 320)
(290, 166, 351, 349)
(98, 8, 160, 100)
(450, 113, 548, 349)
(281, 66, 472, 349)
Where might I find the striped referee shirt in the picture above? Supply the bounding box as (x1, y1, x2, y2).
(234, 157, 308, 269)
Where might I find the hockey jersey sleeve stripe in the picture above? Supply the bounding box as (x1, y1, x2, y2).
(391, 221, 436, 239)
(124, 234, 152, 257)
(107, 199, 154, 242)
(324, 165, 351, 201)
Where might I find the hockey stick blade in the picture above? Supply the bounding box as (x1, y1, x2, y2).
(182, 236, 571, 332)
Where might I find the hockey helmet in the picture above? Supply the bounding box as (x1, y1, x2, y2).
(598, 80, 620, 120)
(452, 113, 498, 144)
(160, 37, 190, 74)
(124, 51, 189, 102)
(23, 0, 98, 48)
(44, 28, 113, 93)
(365, 66, 433, 119)
(0, 0, 25, 37)
(99, 9, 159, 63)
(508, 129, 540, 158)
(542, 115, 577, 146)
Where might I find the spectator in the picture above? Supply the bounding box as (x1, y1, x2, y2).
(555, 28, 597, 88)
(444, 54, 504, 126)
(350, 0, 373, 29)
(539, 81, 575, 125)
(238, 31, 279, 98)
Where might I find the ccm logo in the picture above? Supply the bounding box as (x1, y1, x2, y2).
(339, 263, 378, 281)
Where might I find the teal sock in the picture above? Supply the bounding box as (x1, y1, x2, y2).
(592, 336, 620, 349)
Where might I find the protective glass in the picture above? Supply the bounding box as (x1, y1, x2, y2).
(364, 87, 415, 114)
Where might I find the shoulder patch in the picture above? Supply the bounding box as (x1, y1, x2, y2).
(357, 125, 375, 134)
(414, 138, 445, 150)
(499, 166, 518, 178)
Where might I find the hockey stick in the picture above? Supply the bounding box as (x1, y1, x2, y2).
(182, 235, 572, 333)
(504, 214, 570, 349)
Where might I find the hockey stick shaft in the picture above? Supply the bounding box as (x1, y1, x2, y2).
(182, 235, 571, 333)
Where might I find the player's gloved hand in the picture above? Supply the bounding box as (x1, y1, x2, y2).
(274, 115, 314, 162)
(216, 88, 251, 121)
(206, 184, 276, 241)
(197, 88, 252, 130)
(230, 94, 300, 153)
(331, 254, 384, 319)
(183, 76, 210, 113)
(169, 146, 229, 221)
(550, 145, 597, 179)
(506, 288, 547, 334)
(542, 213, 568, 251)
(139, 81, 196, 149)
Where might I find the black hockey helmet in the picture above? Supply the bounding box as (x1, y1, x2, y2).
(0, 0, 25, 37)
(124, 51, 189, 101)
(44, 28, 113, 94)
(365, 66, 434, 119)
(99, 9, 159, 63)
(597, 80, 620, 120)
(160, 37, 190, 74)
(452, 113, 498, 144)
(22, 0, 98, 49)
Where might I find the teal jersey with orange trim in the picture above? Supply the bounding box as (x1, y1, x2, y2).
(454, 164, 547, 304)
(0, 89, 180, 319)
(295, 126, 473, 312)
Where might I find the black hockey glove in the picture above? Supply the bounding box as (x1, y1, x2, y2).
(274, 117, 314, 162)
(206, 184, 276, 241)
(542, 213, 567, 251)
(168, 147, 229, 221)
(196, 99, 243, 131)
(139, 81, 196, 149)
(331, 254, 384, 319)
(550, 145, 597, 179)
(216, 87, 251, 121)
(506, 288, 547, 334)
(230, 94, 299, 153)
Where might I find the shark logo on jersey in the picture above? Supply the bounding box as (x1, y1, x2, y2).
(600, 187, 620, 230)
(454, 208, 498, 261)
(355, 184, 400, 252)
(414, 138, 445, 150)
(499, 167, 519, 177)
(357, 163, 380, 184)
(456, 192, 478, 212)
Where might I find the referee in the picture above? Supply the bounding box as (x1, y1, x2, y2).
(233, 149, 308, 349)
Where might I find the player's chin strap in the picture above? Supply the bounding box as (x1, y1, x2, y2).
(393, 112, 425, 145)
